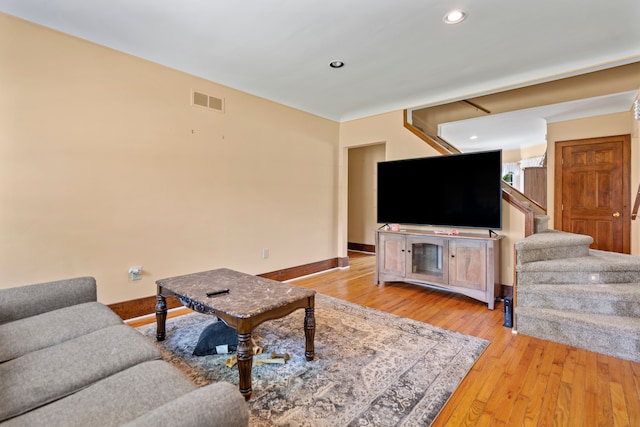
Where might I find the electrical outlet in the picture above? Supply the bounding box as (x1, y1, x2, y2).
(128, 266, 143, 281)
(262, 248, 269, 259)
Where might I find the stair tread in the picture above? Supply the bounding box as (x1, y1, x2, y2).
(515, 229, 592, 251)
(518, 250, 640, 272)
(516, 306, 640, 334)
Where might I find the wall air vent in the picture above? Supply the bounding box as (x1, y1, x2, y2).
(192, 89, 224, 113)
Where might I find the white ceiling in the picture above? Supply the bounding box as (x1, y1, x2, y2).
(1, 0, 639, 122)
(440, 91, 639, 152)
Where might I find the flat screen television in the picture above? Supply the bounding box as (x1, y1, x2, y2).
(377, 149, 502, 230)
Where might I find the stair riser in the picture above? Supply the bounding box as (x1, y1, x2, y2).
(516, 313, 640, 363)
(534, 216, 549, 234)
(516, 246, 590, 264)
(517, 293, 640, 317)
(517, 270, 640, 286)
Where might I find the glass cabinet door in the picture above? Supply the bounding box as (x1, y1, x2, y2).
(406, 237, 449, 284)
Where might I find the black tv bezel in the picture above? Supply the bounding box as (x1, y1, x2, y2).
(376, 150, 503, 231)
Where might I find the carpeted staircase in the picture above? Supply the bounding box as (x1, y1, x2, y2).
(515, 228, 640, 362)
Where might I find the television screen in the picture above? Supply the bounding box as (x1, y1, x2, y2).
(377, 150, 502, 230)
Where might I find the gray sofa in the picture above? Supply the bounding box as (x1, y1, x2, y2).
(0, 277, 249, 426)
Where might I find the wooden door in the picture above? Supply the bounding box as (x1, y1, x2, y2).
(554, 135, 630, 253)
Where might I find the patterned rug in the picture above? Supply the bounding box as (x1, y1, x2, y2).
(136, 294, 488, 426)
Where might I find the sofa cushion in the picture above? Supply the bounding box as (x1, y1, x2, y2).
(123, 382, 250, 427)
(0, 302, 124, 363)
(0, 277, 97, 325)
(1, 360, 197, 427)
(0, 324, 161, 422)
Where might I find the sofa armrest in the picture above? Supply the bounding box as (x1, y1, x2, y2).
(122, 382, 249, 427)
(0, 277, 97, 325)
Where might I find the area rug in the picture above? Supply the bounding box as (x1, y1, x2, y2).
(136, 294, 488, 426)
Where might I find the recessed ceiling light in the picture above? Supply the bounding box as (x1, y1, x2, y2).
(329, 60, 345, 69)
(470, 135, 479, 140)
(444, 10, 467, 24)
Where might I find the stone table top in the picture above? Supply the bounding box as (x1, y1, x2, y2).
(156, 268, 316, 318)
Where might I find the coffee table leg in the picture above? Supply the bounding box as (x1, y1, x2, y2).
(237, 331, 253, 400)
(155, 295, 167, 341)
(304, 304, 315, 361)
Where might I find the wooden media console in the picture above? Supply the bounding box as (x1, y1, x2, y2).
(375, 229, 503, 309)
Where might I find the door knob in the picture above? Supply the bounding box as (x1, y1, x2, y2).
(613, 212, 621, 217)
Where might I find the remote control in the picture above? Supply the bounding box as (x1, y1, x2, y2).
(206, 288, 230, 297)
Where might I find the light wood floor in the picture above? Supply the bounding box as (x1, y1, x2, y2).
(132, 251, 640, 426)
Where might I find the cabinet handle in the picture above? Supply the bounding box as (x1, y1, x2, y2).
(451, 254, 455, 258)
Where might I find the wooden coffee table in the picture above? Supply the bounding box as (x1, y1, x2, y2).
(155, 268, 316, 400)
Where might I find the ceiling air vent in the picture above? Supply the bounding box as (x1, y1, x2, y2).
(192, 89, 224, 113)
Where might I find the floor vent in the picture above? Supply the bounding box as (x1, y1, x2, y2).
(192, 89, 224, 112)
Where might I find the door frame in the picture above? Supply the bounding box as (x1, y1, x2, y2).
(554, 134, 631, 253)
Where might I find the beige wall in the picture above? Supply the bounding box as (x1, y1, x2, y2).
(547, 111, 638, 254)
(502, 143, 547, 164)
(519, 143, 547, 161)
(502, 148, 525, 164)
(348, 144, 385, 246)
(0, 14, 340, 303)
